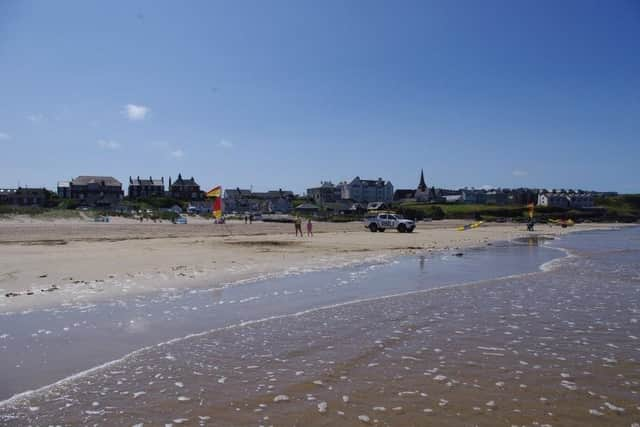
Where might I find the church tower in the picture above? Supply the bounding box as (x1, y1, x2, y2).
(418, 169, 427, 192)
(415, 169, 430, 202)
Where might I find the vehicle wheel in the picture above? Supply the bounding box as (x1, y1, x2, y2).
(406, 227, 414, 233)
(369, 223, 378, 232)
(378, 228, 385, 232)
(398, 224, 407, 233)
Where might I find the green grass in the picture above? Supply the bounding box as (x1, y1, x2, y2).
(0, 205, 81, 219)
(396, 202, 531, 220)
(397, 197, 640, 222)
(595, 195, 640, 215)
(594, 195, 640, 221)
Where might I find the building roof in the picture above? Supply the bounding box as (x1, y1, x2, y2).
(350, 177, 392, 187)
(295, 203, 320, 210)
(260, 190, 294, 198)
(225, 189, 252, 198)
(130, 176, 164, 186)
(71, 176, 122, 186)
(1, 188, 47, 194)
(225, 189, 294, 199)
(367, 201, 389, 210)
(171, 173, 199, 186)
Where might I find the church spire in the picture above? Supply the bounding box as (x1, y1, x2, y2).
(418, 169, 427, 192)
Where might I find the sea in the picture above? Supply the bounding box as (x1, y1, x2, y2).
(1, 226, 639, 426)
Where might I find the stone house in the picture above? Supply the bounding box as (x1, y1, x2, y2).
(168, 174, 203, 201)
(306, 181, 343, 206)
(0, 188, 50, 206)
(58, 176, 123, 208)
(128, 176, 165, 199)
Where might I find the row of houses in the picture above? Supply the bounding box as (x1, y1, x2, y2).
(0, 188, 50, 206)
(2, 169, 604, 213)
(307, 171, 454, 207)
(55, 174, 207, 208)
(305, 170, 599, 210)
(307, 171, 467, 207)
(537, 192, 594, 209)
(54, 174, 299, 213)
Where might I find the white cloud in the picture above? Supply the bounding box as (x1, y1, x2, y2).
(27, 114, 45, 123)
(170, 149, 184, 158)
(123, 104, 150, 121)
(97, 139, 121, 150)
(479, 184, 495, 191)
(512, 169, 528, 177)
(152, 141, 184, 159)
(0, 132, 10, 140)
(218, 139, 233, 149)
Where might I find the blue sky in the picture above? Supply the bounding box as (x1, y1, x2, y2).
(1, 0, 638, 194)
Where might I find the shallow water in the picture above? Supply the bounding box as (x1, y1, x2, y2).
(0, 239, 558, 401)
(1, 227, 639, 426)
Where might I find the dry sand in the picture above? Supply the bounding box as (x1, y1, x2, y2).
(0, 216, 626, 312)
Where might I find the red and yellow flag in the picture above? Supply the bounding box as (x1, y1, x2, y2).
(206, 186, 223, 219)
(213, 196, 223, 219)
(206, 186, 222, 198)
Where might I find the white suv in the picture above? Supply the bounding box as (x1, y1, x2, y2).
(364, 213, 415, 233)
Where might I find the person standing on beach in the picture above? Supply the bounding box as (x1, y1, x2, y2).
(294, 216, 303, 237)
(307, 218, 313, 237)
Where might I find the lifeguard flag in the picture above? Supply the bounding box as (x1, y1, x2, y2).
(206, 186, 222, 198)
(527, 203, 535, 219)
(213, 197, 223, 219)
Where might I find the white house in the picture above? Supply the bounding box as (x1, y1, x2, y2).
(538, 193, 570, 208)
(538, 192, 594, 209)
(341, 177, 394, 203)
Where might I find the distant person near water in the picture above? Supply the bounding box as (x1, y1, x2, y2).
(294, 216, 303, 237)
(307, 219, 313, 237)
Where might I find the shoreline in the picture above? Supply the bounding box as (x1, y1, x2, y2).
(0, 219, 632, 313)
(0, 229, 573, 408)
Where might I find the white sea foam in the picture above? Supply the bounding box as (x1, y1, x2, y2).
(539, 246, 576, 272)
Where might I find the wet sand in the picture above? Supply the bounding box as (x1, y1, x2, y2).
(1, 228, 639, 426)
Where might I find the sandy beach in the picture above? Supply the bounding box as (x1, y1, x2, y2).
(0, 216, 626, 312)
(1, 226, 639, 426)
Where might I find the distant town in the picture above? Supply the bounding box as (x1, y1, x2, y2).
(1, 169, 632, 222)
